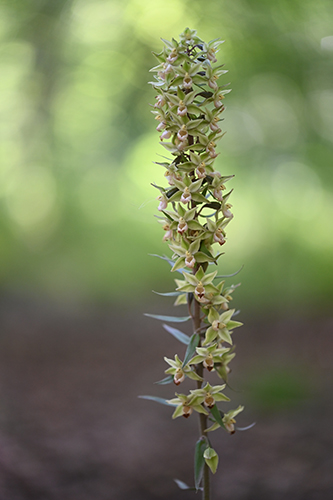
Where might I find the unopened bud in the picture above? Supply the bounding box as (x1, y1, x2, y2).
(185, 251, 195, 268)
(203, 354, 214, 371)
(180, 187, 191, 204)
(177, 217, 188, 234)
(183, 73, 192, 89)
(182, 405, 193, 418)
(204, 394, 215, 408)
(174, 368, 185, 385)
(195, 282, 205, 299)
(177, 125, 188, 142)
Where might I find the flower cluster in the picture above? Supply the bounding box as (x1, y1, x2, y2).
(147, 28, 245, 483)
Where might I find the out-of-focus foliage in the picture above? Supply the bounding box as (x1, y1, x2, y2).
(0, 0, 332, 313)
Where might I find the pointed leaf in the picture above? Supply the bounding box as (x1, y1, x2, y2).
(183, 333, 200, 367)
(210, 404, 226, 429)
(144, 313, 191, 322)
(152, 290, 182, 297)
(174, 479, 192, 490)
(154, 375, 174, 385)
(194, 437, 208, 491)
(138, 395, 176, 406)
(163, 324, 191, 345)
(216, 265, 244, 278)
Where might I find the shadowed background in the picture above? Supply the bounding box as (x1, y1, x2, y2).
(0, 0, 332, 498)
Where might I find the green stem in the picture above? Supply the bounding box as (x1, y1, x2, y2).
(193, 297, 210, 500)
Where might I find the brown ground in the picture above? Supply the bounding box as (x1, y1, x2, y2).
(0, 293, 332, 500)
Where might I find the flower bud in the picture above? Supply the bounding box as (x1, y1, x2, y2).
(177, 101, 188, 116)
(208, 78, 218, 90)
(167, 49, 178, 64)
(180, 187, 191, 204)
(204, 394, 215, 408)
(177, 217, 188, 234)
(174, 368, 185, 385)
(160, 129, 171, 140)
(185, 251, 195, 268)
(223, 203, 233, 218)
(203, 354, 214, 371)
(162, 223, 173, 241)
(157, 195, 168, 211)
(177, 125, 188, 142)
(207, 48, 217, 63)
(154, 95, 165, 108)
(225, 421, 235, 434)
(156, 121, 166, 132)
(213, 187, 223, 201)
(182, 405, 193, 418)
(195, 282, 205, 299)
(196, 163, 206, 179)
(212, 320, 220, 331)
(213, 230, 225, 246)
(183, 73, 192, 89)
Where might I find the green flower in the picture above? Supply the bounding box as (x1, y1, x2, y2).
(175, 266, 221, 304)
(204, 447, 219, 474)
(223, 405, 244, 434)
(164, 354, 203, 385)
(190, 382, 230, 408)
(189, 343, 230, 371)
(203, 308, 242, 345)
(167, 392, 209, 419)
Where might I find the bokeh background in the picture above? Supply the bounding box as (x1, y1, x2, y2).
(0, 0, 332, 499)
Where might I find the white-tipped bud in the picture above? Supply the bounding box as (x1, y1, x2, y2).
(177, 125, 188, 142)
(225, 421, 235, 434)
(207, 49, 217, 63)
(204, 394, 215, 408)
(157, 195, 168, 211)
(167, 49, 178, 64)
(213, 229, 226, 246)
(156, 121, 166, 132)
(203, 354, 214, 371)
(208, 78, 218, 90)
(196, 163, 206, 179)
(180, 187, 191, 204)
(177, 101, 188, 116)
(183, 73, 193, 89)
(174, 368, 185, 385)
(213, 187, 223, 201)
(195, 282, 205, 299)
(154, 95, 166, 108)
(212, 320, 220, 331)
(177, 217, 188, 234)
(185, 251, 195, 269)
(182, 405, 193, 418)
(160, 129, 171, 140)
(223, 203, 233, 218)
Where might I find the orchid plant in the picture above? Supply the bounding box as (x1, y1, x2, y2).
(141, 28, 246, 500)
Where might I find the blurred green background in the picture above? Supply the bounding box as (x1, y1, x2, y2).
(0, 0, 333, 314)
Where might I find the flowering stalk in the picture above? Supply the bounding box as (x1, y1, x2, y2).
(144, 28, 245, 498)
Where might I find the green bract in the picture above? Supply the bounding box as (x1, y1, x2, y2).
(144, 28, 247, 494)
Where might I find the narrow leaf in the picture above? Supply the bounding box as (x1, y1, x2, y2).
(152, 290, 182, 297)
(210, 404, 226, 429)
(138, 395, 176, 406)
(144, 314, 191, 323)
(154, 375, 174, 385)
(236, 422, 256, 431)
(194, 437, 208, 491)
(216, 265, 244, 278)
(174, 479, 191, 490)
(163, 324, 191, 345)
(183, 333, 200, 367)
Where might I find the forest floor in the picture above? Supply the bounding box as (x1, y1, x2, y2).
(0, 293, 332, 500)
